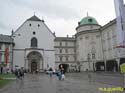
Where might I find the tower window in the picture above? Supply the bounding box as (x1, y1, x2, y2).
(33, 32, 36, 35)
(31, 37, 38, 47)
(88, 19, 92, 22)
(38, 24, 40, 27)
(29, 24, 32, 26)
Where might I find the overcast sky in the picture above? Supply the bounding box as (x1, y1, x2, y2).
(0, 0, 124, 37)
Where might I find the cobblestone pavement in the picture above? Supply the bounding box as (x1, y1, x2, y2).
(0, 72, 124, 93)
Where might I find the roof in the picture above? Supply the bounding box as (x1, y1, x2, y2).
(79, 16, 98, 25)
(0, 35, 13, 43)
(55, 37, 75, 41)
(27, 15, 42, 21)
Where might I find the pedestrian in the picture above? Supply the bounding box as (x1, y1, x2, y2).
(61, 67, 65, 80)
(15, 69, 21, 79)
(0, 67, 3, 74)
(15, 69, 18, 78)
(18, 69, 21, 79)
(57, 69, 62, 80)
(20, 68, 24, 79)
(49, 67, 53, 77)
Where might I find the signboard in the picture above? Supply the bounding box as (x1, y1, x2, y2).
(120, 63, 125, 73)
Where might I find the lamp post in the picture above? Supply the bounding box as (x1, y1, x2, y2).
(87, 53, 91, 71)
(91, 47, 96, 72)
(116, 48, 121, 72)
(92, 53, 96, 71)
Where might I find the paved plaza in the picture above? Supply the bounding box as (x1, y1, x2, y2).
(0, 72, 124, 93)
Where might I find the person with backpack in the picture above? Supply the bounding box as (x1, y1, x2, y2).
(57, 68, 62, 80)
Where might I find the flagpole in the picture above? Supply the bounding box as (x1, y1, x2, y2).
(5, 48, 8, 66)
(114, 0, 125, 88)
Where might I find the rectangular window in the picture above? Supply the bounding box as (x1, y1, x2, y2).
(59, 56, 62, 61)
(0, 53, 2, 62)
(65, 49, 68, 53)
(96, 35, 100, 38)
(107, 32, 110, 39)
(65, 56, 69, 61)
(0, 44, 2, 49)
(60, 42, 62, 46)
(85, 36, 89, 39)
(65, 42, 68, 46)
(74, 56, 76, 61)
(60, 49, 62, 53)
(74, 49, 76, 53)
(92, 53, 95, 59)
(80, 37, 83, 40)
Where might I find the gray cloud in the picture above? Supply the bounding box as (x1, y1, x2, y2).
(9, 0, 80, 20)
(0, 22, 8, 30)
(0, 0, 117, 36)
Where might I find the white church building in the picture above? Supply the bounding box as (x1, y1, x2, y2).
(12, 15, 55, 73)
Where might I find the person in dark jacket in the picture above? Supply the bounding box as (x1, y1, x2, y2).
(57, 69, 62, 80)
(49, 67, 53, 77)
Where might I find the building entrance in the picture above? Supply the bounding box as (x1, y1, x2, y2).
(31, 62, 37, 73)
(59, 64, 69, 72)
(27, 51, 43, 72)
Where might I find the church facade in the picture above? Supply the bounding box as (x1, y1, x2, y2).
(12, 16, 55, 73)
(0, 15, 125, 73)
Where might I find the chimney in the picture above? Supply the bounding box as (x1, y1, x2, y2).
(53, 32, 56, 36)
(11, 29, 14, 35)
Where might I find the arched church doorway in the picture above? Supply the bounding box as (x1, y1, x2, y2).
(31, 62, 37, 73)
(27, 51, 43, 73)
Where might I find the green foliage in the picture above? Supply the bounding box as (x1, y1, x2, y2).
(0, 74, 15, 78)
(0, 79, 11, 89)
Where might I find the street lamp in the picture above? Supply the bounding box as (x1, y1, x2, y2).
(92, 53, 96, 71)
(87, 53, 91, 71)
(91, 47, 96, 72)
(115, 47, 121, 72)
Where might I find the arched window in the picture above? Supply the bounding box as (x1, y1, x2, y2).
(31, 37, 38, 47)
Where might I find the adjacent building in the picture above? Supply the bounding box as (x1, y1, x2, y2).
(55, 16, 125, 72)
(0, 35, 13, 73)
(54, 37, 76, 72)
